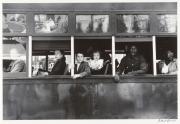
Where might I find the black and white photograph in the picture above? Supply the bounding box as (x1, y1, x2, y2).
(0, 1, 179, 123)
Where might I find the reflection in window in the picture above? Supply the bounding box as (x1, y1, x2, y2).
(76, 15, 92, 33)
(3, 37, 27, 73)
(76, 15, 109, 33)
(32, 56, 46, 76)
(93, 15, 109, 33)
(34, 14, 68, 33)
(158, 14, 177, 33)
(3, 14, 26, 33)
(117, 15, 150, 33)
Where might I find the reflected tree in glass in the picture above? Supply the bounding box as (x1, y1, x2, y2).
(34, 14, 68, 33)
(134, 15, 150, 33)
(117, 15, 150, 33)
(3, 14, 26, 33)
(158, 15, 177, 33)
(93, 15, 109, 33)
(76, 15, 92, 33)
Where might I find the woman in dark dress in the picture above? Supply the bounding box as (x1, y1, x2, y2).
(49, 50, 66, 75)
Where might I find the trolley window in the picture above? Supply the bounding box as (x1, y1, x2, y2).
(76, 15, 110, 34)
(32, 38, 71, 77)
(74, 38, 112, 75)
(34, 14, 68, 34)
(3, 14, 27, 34)
(3, 37, 27, 78)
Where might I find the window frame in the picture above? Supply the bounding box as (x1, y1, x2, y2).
(2, 35, 30, 78)
(3, 12, 28, 36)
(2, 10, 177, 78)
(31, 12, 72, 36)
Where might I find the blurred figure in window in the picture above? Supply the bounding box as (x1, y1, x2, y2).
(3, 14, 13, 33)
(89, 50, 104, 75)
(158, 50, 177, 75)
(6, 49, 26, 72)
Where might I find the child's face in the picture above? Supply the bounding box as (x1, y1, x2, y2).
(76, 53, 84, 63)
(93, 52, 100, 60)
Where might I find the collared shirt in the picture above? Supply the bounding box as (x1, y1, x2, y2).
(89, 59, 104, 70)
(76, 63, 80, 72)
(159, 58, 177, 74)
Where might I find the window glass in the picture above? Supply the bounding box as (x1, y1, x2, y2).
(117, 15, 150, 33)
(34, 14, 68, 33)
(76, 15, 109, 33)
(32, 56, 46, 76)
(92, 15, 109, 33)
(76, 15, 92, 33)
(3, 37, 27, 76)
(3, 14, 26, 33)
(157, 14, 177, 33)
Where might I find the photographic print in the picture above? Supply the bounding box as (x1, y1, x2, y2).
(2, 2, 178, 120)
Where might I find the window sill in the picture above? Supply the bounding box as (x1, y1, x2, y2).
(3, 74, 177, 85)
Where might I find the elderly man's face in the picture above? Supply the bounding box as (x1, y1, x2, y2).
(130, 45, 138, 56)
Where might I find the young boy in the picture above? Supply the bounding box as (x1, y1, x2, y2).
(73, 52, 91, 79)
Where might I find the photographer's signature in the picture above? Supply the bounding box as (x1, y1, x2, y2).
(158, 119, 177, 123)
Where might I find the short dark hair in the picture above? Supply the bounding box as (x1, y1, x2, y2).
(55, 50, 65, 56)
(76, 52, 84, 56)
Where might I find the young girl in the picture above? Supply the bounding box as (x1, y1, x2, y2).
(89, 51, 104, 75)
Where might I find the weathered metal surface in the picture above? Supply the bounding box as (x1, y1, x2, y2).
(3, 76, 177, 119)
(3, 3, 177, 12)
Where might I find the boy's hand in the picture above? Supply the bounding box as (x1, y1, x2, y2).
(73, 74, 81, 79)
(114, 74, 120, 83)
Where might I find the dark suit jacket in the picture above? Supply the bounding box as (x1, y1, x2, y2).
(49, 57, 66, 75)
(74, 61, 91, 77)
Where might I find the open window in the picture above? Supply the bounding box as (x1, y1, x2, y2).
(115, 37, 153, 75)
(74, 38, 112, 75)
(32, 37, 71, 76)
(3, 37, 27, 78)
(156, 37, 177, 74)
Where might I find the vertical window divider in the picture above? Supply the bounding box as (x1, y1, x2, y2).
(112, 36, 116, 76)
(28, 36, 32, 77)
(152, 35, 157, 76)
(71, 36, 75, 77)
